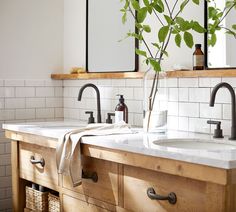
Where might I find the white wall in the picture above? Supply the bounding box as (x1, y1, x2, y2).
(0, 0, 64, 79)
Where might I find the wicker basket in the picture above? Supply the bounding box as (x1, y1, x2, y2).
(25, 186, 48, 211)
(48, 193, 60, 212)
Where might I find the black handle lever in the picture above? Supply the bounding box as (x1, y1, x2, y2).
(30, 156, 45, 167)
(82, 170, 98, 183)
(207, 120, 224, 138)
(85, 111, 95, 124)
(106, 113, 115, 124)
(147, 187, 177, 205)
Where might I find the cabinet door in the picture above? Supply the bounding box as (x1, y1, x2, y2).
(123, 165, 225, 212)
(62, 194, 110, 212)
(63, 156, 119, 205)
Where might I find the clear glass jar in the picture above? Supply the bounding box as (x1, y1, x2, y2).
(143, 69, 168, 133)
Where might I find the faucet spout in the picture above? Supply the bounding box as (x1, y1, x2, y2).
(78, 83, 102, 123)
(209, 82, 236, 140)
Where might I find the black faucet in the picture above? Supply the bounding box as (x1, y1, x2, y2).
(209, 82, 236, 140)
(78, 83, 102, 123)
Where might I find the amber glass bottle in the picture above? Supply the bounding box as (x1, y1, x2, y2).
(115, 95, 128, 123)
(193, 44, 204, 70)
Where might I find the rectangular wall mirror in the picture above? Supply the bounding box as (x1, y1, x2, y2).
(86, 0, 137, 73)
(205, 1, 236, 69)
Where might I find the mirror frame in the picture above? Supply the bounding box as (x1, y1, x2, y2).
(204, 0, 236, 70)
(85, 0, 139, 73)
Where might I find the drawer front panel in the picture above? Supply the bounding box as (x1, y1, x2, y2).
(124, 165, 225, 212)
(62, 194, 110, 212)
(19, 142, 58, 188)
(63, 156, 119, 205)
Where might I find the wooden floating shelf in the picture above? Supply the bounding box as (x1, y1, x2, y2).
(51, 69, 236, 80)
(51, 72, 145, 80)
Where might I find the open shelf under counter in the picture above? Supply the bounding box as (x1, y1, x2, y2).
(51, 69, 236, 80)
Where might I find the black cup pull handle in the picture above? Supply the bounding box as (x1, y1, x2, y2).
(147, 187, 177, 205)
(30, 156, 45, 167)
(82, 170, 98, 183)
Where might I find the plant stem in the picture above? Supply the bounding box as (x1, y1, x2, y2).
(173, 0, 190, 21)
(171, 0, 179, 16)
(153, 10, 165, 26)
(128, 7, 154, 58)
(164, 0, 172, 18)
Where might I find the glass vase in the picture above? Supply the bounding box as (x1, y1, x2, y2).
(143, 69, 168, 133)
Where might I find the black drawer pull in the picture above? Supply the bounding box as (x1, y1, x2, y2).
(30, 156, 45, 167)
(147, 187, 177, 205)
(82, 170, 98, 183)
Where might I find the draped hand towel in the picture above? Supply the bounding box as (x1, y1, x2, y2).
(56, 121, 132, 187)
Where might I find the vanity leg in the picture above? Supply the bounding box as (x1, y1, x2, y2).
(11, 141, 25, 212)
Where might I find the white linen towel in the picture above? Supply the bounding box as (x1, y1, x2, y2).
(56, 121, 132, 187)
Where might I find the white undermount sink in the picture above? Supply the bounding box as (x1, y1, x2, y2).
(153, 138, 236, 150)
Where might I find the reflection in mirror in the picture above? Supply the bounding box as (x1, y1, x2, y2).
(86, 0, 137, 73)
(205, 1, 236, 69)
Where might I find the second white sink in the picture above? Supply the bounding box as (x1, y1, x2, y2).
(153, 138, 236, 150)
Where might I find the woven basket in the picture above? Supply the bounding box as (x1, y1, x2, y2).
(48, 193, 60, 212)
(25, 186, 48, 211)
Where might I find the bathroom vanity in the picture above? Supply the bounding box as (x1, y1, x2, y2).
(3, 122, 236, 212)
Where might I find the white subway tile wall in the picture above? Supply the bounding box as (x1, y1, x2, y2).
(0, 79, 63, 211)
(63, 77, 234, 136)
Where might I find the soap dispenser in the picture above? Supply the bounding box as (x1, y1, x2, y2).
(115, 95, 128, 123)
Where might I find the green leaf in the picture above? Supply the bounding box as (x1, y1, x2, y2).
(135, 48, 147, 57)
(211, 33, 217, 46)
(161, 49, 168, 57)
(175, 34, 181, 47)
(164, 15, 172, 25)
(151, 0, 164, 13)
(143, 0, 150, 7)
(152, 4, 162, 13)
(122, 13, 127, 24)
(232, 24, 236, 30)
(127, 32, 143, 40)
(192, 0, 199, 5)
(226, 1, 235, 8)
(192, 21, 205, 33)
(124, 0, 129, 10)
(180, 0, 189, 12)
(137, 7, 148, 23)
(158, 26, 169, 42)
(150, 59, 161, 72)
(183, 31, 193, 48)
(157, 0, 164, 12)
(131, 0, 140, 10)
(143, 25, 151, 33)
(152, 43, 160, 49)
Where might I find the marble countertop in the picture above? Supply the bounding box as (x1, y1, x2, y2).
(3, 121, 236, 169)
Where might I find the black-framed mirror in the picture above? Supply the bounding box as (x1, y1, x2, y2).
(204, 0, 236, 69)
(86, 0, 138, 73)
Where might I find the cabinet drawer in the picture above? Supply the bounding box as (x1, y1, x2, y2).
(62, 194, 110, 212)
(19, 142, 58, 188)
(63, 156, 119, 205)
(124, 165, 225, 212)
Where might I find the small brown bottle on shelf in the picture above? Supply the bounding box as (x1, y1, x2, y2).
(115, 95, 128, 123)
(193, 44, 204, 70)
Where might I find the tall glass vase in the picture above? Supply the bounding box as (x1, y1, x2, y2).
(143, 69, 168, 133)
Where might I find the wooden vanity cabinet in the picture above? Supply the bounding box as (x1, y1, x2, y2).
(6, 131, 236, 212)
